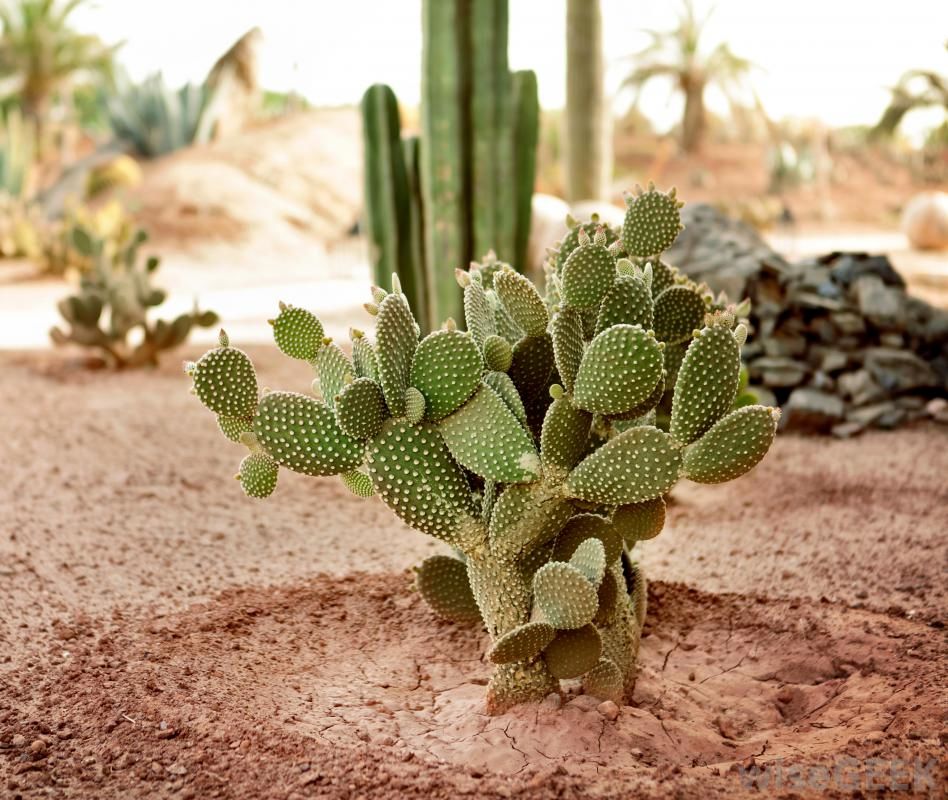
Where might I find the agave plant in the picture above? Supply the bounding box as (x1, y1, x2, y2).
(106, 72, 216, 158)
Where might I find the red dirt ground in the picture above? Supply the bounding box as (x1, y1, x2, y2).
(1, 348, 946, 798)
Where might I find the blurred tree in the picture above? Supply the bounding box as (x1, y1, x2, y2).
(621, 0, 751, 153)
(870, 47, 948, 141)
(565, 0, 610, 201)
(0, 0, 117, 145)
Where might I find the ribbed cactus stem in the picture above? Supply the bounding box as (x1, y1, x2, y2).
(360, 84, 419, 309)
(511, 69, 539, 273)
(565, 0, 610, 202)
(421, 0, 467, 330)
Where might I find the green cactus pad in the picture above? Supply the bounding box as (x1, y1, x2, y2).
(583, 658, 623, 702)
(272, 305, 324, 361)
(612, 371, 665, 422)
(253, 391, 364, 476)
(533, 562, 599, 629)
(192, 345, 257, 418)
(621, 185, 683, 257)
(561, 238, 615, 310)
(217, 413, 254, 443)
(315, 343, 353, 409)
(683, 405, 778, 484)
(550, 308, 584, 394)
(488, 621, 556, 664)
(662, 340, 689, 387)
(543, 624, 602, 679)
(335, 377, 387, 439)
(596, 274, 654, 334)
(569, 537, 606, 586)
(415, 555, 482, 624)
(508, 333, 555, 404)
(494, 267, 550, 336)
(551, 514, 623, 565)
(238, 452, 278, 499)
(483, 371, 528, 427)
(404, 386, 426, 424)
(463, 277, 496, 346)
(439, 385, 540, 483)
(483, 334, 512, 372)
(409, 329, 483, 419)
(376, 292, 419, 416)
(594, 568, 620, 626)
(351, 330, 379, 381)
(540, 397, 592, 473)
(670, 325, 741, 445)
(612, 497, 666, 545)
(367, 420, 476, 540)
(648, 259, 678, 298)
(566, 426, 681, 505)
(653, 286, 706, 344)
(488, 482, 573, 557)
(341, 469, 374, 498)
(554, 218, 621, 274)
(490, 289, 525, 343)
(573, 325, 663, 415)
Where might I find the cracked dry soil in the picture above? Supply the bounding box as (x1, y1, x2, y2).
(1, 350, 946, 798)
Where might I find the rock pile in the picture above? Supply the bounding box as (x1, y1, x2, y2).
(665, 204, 948, 436)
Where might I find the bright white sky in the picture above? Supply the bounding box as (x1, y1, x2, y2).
(76, 0, 948, 137)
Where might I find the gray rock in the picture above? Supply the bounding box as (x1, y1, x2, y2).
(864, 348, 940, 393)
(831, 420, 867, 439)
(762, 334, 807, 359)
(781, 388, 845, 433)
(750, 357, 809, 388)
(854, 275, 904, 330)
(846, 402, 895, 427)
(829, 253, 905, 289)
(837, 370, 886, 406)
(830, 312, 866, 336)
(820, 351, 849, 373)
(879, 332, 905, 348)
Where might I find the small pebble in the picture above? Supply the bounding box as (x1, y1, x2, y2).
(597, 700, 620, 721)
(29, 740, 47, 756)
(11, 734, 26, 748)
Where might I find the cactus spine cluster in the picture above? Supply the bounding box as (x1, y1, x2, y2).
(186, 185, 778, 713)
(361, 0, 539, 333)
(50, 225, 218, 367)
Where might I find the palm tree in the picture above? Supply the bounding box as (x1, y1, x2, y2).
(621, 0, 751, 153)
(0, 0, 117, 143)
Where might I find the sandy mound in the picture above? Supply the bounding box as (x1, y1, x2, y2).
(2, 576, 944, 798)
(127, 109, 362, 249)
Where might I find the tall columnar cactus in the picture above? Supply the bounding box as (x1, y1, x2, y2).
(361, 0, 539, 333)
(564, 0, 610, 202)
(186, 186, 778, 713)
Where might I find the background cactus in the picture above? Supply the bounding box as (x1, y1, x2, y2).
(360, 0, 539, 333)
(186, 185, 778, 713)
(50, 224, 218, 367)
(564, 0, 610, 202)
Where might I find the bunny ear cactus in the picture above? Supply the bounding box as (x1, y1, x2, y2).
(186, 185, 779, 714)
(50, 225, 217, 367)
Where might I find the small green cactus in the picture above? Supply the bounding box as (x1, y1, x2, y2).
(186, 185, 779, 714)
(50, 225, 217, 368)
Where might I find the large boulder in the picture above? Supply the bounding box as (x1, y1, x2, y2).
(901, 191, 948, 251)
